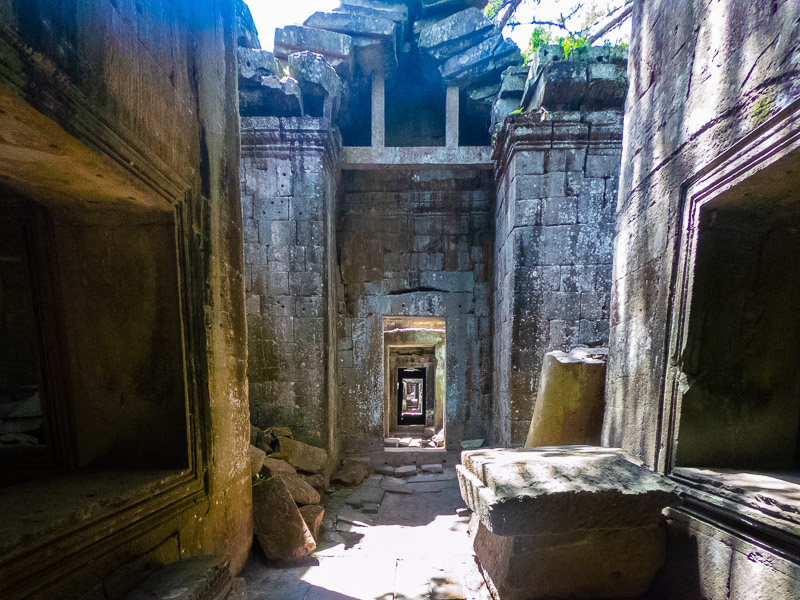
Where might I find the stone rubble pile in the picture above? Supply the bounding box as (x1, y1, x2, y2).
(249, 424, 330, 563)
(235, 0, 526, 138)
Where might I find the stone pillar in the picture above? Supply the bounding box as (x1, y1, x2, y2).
(446, 86, 459, 148)
(240, 116, 340, 453)
(491, 50, 626, 445)
(371, 75, 385, 148)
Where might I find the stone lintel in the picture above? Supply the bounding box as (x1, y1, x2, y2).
(240, 116, 341, 165)
(343, 145, 493, 169)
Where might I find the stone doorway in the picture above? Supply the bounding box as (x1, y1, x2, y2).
(397, 369, 426, 426)
(384, 317, 446, 449)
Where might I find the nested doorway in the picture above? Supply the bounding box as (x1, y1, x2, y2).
(397, 368, 426, 426)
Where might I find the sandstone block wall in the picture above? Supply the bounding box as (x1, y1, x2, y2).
(0, 0, 251, 596)
(337, 168, 493, 451)
(241, 116, 340, 454)
(492, 112, 621, 446)
(607, 0, 800, 596)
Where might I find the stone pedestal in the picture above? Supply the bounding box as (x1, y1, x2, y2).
(524, 347, 607, 448)
(457, 447, 681, 599)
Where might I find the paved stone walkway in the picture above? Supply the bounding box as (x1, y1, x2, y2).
(242, 467, 490, 600)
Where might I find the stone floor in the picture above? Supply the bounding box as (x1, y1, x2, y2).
(242, 466, 490, 600)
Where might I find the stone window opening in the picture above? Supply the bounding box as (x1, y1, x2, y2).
(664, 146, 800, 533)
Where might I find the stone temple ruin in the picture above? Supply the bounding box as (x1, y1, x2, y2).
(1, 0, 800, 599)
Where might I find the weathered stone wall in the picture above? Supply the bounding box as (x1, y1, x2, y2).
(241, 116, 340, 457)
(337, 168, 493, 451)
(608, 1, 800, 597)
(492, 111, 621, 446)
(604, 0, 800, 467)
(0, 0, 251, 596)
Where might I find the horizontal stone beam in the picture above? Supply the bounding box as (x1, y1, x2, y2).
(342, 146, 493, 169)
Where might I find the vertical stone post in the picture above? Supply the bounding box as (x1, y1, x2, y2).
(446, 86, 460, 148)
(371, 75, 385, 149)
(240, 116, 340, 454)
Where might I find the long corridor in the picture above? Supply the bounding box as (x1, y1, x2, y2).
(242, 464, 489, 600)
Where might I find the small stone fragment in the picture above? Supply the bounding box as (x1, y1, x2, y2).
(250, 444, 267, 477)
(299, 504, 325, 542)
(430, 576, 466, 599)
(277, 437, 328, 474)
(421, 463, 444, 474)
(276, 473, 321, 506)
(361, 502, 380, 514)
(394, 465, 417, 477)
(252, 476, 316, 562)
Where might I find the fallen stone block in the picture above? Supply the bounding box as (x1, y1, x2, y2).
(300, 473, 328, 493)
(499, 65, 527, 98)
(276, 436, 328, 474)
(252, 476, 316, 562)
(288, 51, 347, 120)
(394, 465, 417, 477)
(238, 48, 280, 85)
(250, 444, 267, 477)
(338, 0, 410, 46)
(439, 34, 522, 87)
(525, 347, 608, 448)
(299, 504, 325, 542)
(260, 457, 297, 478)
(417, 8, 495, 63)
(332, 461, 370, 486)
(275, 26, 354, 80)
(249, 424, 261, 445)
(421, 463, 444, 474)
(458, 446, 680, 536)
(276, 473, 321, 505)
(239, 75, 304, 118)
(304, 11, 398, 76)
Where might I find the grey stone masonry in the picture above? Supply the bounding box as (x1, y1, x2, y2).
(240, 116, 340, 453)
(492, 95, 624, 445)
(337, 168, 493, 452)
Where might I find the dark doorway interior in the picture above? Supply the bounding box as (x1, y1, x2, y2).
(397, 368, 426, 426)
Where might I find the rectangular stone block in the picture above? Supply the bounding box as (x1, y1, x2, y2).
(457, 447, 681, 536)
(542, 197, 578, 225)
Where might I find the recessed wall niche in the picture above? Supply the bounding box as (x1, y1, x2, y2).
(0, 192, 190, 485)
(674, 152, 800, 472)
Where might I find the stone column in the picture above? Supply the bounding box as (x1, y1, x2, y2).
(446, 86, 459, 148)
(240, 116, 340, 453)
(371, 75, 385, 149)
(492, 107, 623, 445)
